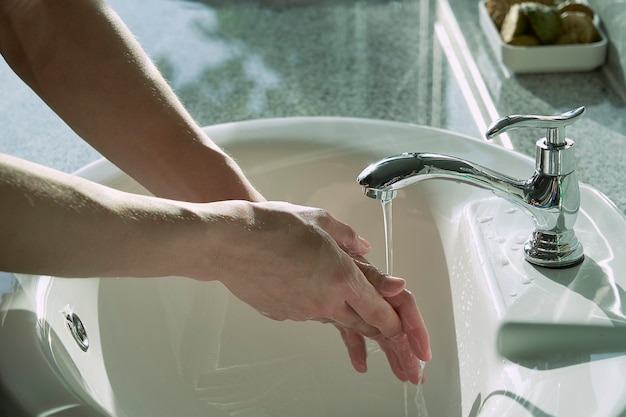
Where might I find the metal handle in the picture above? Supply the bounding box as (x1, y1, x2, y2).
(486, 106, 585, 147)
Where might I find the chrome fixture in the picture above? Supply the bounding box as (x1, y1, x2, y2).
(357, 107, 586, 268)
(64, 308, 89, 352)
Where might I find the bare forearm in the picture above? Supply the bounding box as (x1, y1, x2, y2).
(0, 153, 210, 278)
(0, 0, 262, 203)
(0, 153, 432, 373)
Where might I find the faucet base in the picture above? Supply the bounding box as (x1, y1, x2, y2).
(524, 230, 584, 269)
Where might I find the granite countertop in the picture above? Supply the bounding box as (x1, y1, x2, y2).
(1, 0, 624, 212)
(451, 0, 626, 214)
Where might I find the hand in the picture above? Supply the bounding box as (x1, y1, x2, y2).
(335, 258, 431, 384)
(208, 202, 400, 335)
(195, 201, 430, 382)
(0, 154, 431, 381)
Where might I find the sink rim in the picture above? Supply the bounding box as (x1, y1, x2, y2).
(75, 116, 536, 183)
(6, 116, 626, 417)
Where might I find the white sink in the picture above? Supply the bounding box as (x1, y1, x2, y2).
(1, 117, 626, 416)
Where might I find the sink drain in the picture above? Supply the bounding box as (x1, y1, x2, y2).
(64, 310, 89, 352)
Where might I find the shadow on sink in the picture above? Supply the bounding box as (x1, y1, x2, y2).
(0, 308, 108, 417)
(478, 391, 555, 417)
(546, 257, 626, 327)
(498, 257, 626, 370)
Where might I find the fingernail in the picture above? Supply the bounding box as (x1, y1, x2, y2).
(358, 236, 371, 251)
(380, 276, 406, 295)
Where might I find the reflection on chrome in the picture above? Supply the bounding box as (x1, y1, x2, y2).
(358, 107, 586, 269)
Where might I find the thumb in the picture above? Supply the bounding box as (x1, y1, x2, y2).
(319, 214, 371, 256)
(352, 256, 406, 297)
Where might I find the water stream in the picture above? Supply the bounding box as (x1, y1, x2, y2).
(381, 199, 429, 417)
(381, 199, 394, 276)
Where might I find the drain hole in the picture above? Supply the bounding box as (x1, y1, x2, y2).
(65, 311, 89, 352)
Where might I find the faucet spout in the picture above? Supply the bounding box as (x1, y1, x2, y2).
(358, 152, 528, 202)
(357, 151, 583, 268)
(357, 108, 588, 268)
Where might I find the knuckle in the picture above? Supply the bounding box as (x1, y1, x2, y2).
(360, 326, 382, 338)
(312, 208, 332, 227)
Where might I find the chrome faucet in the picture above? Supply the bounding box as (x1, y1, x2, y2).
(357, 107, 586, 268)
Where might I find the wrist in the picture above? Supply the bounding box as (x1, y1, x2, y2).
(125, 130, 264, 203)
(171, 199, 257, 282)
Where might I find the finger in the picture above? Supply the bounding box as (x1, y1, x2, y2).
(344, 271, 404, 340)
(339, 254, 406, 341)
(352, 255, 431, 361)
(386, 290, 432, 362)
(353, 256, 406, 297)
(372, 334, 408, 382)
(387, 334, 423, 384)
(335, 325, 368, 373)
(315, 211, 371, 256)
(374, 333, 425, 384)
(331, 301, 380, 338)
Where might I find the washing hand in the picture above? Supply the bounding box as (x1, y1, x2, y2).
(198, 201, 431, 383)
(0, 0, 430, 392)
(336, 257, 432, 384)
(0, 153, 430, 383)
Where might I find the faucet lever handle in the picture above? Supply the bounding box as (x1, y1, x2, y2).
(486, 106, 585, 147)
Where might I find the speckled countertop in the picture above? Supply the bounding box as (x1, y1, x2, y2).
(1, 0, 625, 212)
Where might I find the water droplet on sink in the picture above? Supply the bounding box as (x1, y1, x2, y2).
(515, 235, 526, 244)
(509, 291, 517, 297)
(495, 236, 505, 244)
(521, 277, 531, 285)
(505, 208, 518, 214)
(478, 216, 493, 224)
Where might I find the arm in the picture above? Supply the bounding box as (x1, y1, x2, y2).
(0, 0, 260, 203)
(0, 153, 430, 381)
(0, 0, 431, 380)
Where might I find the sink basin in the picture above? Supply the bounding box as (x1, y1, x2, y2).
(1, 117, 626, 416)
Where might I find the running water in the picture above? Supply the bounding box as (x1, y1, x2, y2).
(380, 199, 429, 417)
(381, 199, 394, 276)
